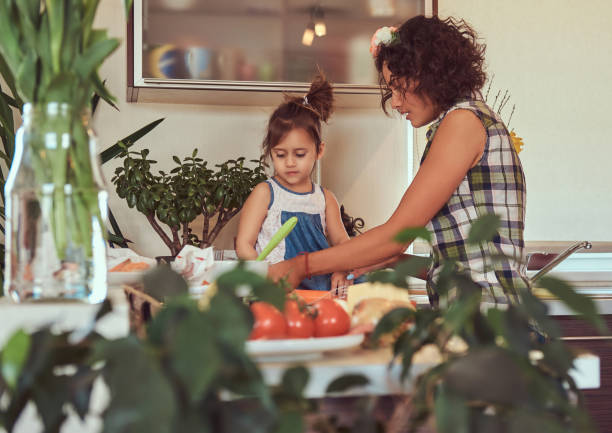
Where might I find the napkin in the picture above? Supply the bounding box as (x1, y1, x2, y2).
(170, 245, 216, 290)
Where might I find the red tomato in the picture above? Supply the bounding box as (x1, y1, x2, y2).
(284, 299, 315, 339)
(313, 299, 351, 337)
(249, 302, 287, 340)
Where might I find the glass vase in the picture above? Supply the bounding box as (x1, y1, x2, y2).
(3, 102, 108, 303)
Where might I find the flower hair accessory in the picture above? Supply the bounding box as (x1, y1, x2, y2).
(369, 26, 399, 57)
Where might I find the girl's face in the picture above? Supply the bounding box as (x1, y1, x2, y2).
(382, 62, 439, 128)
(270, 127, 323, 192)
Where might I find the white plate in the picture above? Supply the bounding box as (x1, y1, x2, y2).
(107, 271, 146, 286)
(246, 333, 364, 362)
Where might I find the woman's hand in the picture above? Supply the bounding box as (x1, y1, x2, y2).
(268, 256, 305, 291)
(331, 271, 353, 290)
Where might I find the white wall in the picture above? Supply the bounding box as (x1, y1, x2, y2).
(95, 1, 408, 257)
(438, 0, 612, 242)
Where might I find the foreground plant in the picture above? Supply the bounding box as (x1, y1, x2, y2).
(370, 215, 607, 432)
(0, 265, 361, 433)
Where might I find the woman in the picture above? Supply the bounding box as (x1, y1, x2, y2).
(268, 15, 527, 305)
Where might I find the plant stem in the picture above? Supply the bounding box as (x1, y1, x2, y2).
(171, 227, 180, 254)
(181, 222, 189, 247)
(145, 212, 175, 255)
(205, 208, 239, 248)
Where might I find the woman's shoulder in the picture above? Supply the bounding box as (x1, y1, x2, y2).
(446, 98, 504, 129)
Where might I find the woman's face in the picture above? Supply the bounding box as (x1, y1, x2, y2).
(382, 63, 439, 128)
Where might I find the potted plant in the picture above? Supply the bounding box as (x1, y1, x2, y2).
(112, 148, 267, 257)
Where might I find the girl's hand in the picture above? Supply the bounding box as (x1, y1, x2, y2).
(268, 257, 305, 291)
(331, 271, 353, 290)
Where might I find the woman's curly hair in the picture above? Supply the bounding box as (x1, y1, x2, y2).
(262, 74, 334, 158)
(375, 16, 486, 114)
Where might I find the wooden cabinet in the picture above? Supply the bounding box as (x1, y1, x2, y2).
(556, 314, 612, 433)
(127, 0, 436, 106)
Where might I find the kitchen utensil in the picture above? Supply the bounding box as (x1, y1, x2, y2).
(256, 216, 298, 261)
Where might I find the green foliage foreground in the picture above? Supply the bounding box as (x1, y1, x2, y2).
(0, 215, 608, 433)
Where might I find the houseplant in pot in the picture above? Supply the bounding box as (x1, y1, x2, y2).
(112, 148, 267, 257)
(0, 0, 135, 302)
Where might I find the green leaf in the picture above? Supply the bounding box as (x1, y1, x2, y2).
(94, 336, 175, 433)
(0, 91, 16, 149)
(44, 72, 78, 103)
(274, 410, 303, 433)
(367, 269, 409, 289)
(434, 385, 469, 433)
(208, 288, 253, 351)
(371, 307, 415, 343)
(124, 0, 134, 17)
(540, 339, 575, 374)
(74, 37, 119, 80)
(142, 266, 188, 302)
(82, 0, 101, 47)
(0, 50, 22, 107)
(1, 329, 31, 389)
(15, 51, 37, 101)
(538, 276, 609, 335)
(444, 347, 528, 405)
(325, 373, 369, 394)
(91, 73, 118, 109)
(15, 0, 39, 55)
(508, 408, 570, 433)
(394, 226, 432, 244)
(100, 118, 164, 163)
(281, 366, 309, 398)
(59, 4, 81, 73)
(517, 289, 561, 339)
(394, 255, 432, 279)
(467, 213, 501, 244)
(44, 0, 66, 73)
(107, 231, 132, 245)
(0, 2, 22, 69)
(443, 292, 480, 334)
(169, 308, 221, 402)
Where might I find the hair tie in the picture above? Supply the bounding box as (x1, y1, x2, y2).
(303, 95, 309, 106)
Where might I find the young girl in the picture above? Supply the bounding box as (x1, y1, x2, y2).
(269, 16, 527, 305)
(236, 75, 352, 291)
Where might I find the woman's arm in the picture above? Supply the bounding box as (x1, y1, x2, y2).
(235, 182, 270, 260)
(351, 253, 430, 280)
(269, 109, 486, 288)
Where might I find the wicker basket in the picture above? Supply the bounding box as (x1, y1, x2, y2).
(123, 284, 162, 338)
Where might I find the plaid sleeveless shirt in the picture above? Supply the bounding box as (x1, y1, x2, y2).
(421, 99, 527, 305)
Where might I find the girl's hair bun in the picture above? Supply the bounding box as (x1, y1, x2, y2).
(284, 72, 334, 122)
(304, 73, 334, 122)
